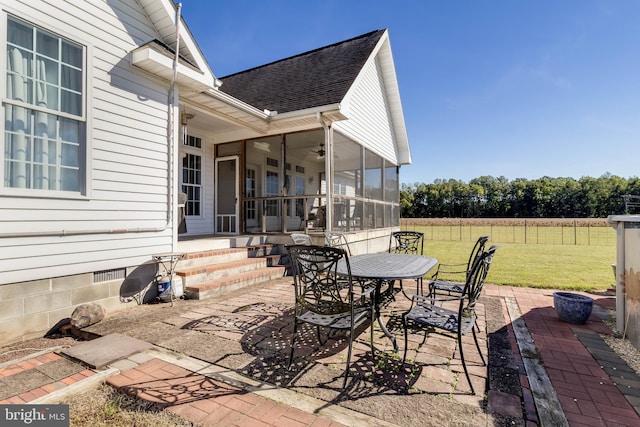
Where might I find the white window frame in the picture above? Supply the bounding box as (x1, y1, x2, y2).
(1, 12, 90, 198)
(180, 134, 204, 218)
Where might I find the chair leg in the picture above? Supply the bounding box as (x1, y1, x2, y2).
(287, 320, 299, 370)
(457, 332, 474, 394)
(369, 307, 375, 359)
(427, 282, 435, 300)
(342, 329, 355, 388)
(420, 330, 428, 345)
(317, 325, 324, 345)
(472, 325, 486, 366)
(398, 279, 411, 299)
(402, 315, 409, 364)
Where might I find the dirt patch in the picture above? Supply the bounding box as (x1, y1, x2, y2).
(0, 336, 80, 365)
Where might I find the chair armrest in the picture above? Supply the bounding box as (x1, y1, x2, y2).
(434, 262, 468, 273)
(431, 263, 469, 279)
(412, 293, 463, 306)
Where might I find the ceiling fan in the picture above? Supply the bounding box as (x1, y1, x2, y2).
(312, 143, 325, 158)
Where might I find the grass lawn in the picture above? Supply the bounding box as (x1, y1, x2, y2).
(424, 240, 617, 291)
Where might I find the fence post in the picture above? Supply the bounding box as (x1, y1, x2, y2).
(574, 219, 577, 245)
(524, 219, 527, 244)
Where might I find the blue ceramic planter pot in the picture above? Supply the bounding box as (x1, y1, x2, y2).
(553, 292, 594, 324)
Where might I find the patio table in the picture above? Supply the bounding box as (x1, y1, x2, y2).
(337, 253, 437, 351)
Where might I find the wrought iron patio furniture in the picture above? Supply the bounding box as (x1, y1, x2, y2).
(428, 235, 489, 299)
(389, 231, 424, 255)
(287, 245, 375, 388)
(388, 231, 425, 297)
(402, 245, 497, 394)
(336, 252, 438, 352)
(324, 231, 351, 256)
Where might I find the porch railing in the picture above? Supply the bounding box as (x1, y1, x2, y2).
(242, 194, 399, 233)
(243, 194, 326, 233)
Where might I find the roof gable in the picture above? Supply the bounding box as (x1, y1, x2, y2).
(218, 30, 386, 114)
(135, 0, 219, 88)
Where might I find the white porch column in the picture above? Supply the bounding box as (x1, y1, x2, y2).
(320, 115, 333, 231)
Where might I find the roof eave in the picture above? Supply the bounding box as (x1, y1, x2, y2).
(204, 88, 271, 120)
(130, 41, 219, 90)
(136, 0, 221, 86)
(372, 31, 412, 165)
(271, 104, 347, 122)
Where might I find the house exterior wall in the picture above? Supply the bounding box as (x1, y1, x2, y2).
(0, 0, 177, 344)
(336, 56, 399, 165)
(0, 3, 410, 347)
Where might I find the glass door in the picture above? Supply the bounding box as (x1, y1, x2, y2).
(245, 165, 258, 229)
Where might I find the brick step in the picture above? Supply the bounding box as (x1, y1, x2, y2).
(179, 244, 279, 270)
(184, 266, 287, 300)
(180, 247, 250, 269)
(177, 254, 283, 285)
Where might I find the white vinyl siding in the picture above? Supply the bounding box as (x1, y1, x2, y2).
(0, 0, 176, 284)
(335, 56, 399, 165)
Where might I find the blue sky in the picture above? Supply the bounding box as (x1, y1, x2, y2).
(179, 0, 640, 185)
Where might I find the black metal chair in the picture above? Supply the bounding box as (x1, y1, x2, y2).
(389, 231, 424, 255)
(402, 245, 497, 394)
(428, 235, 489, 298)
(388, 231, 425, 297)
(287, 245, 375, 388)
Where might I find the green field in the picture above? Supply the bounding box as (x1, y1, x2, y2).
(406, 226, 617, 291)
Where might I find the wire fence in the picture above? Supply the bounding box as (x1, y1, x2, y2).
(401, 218, 615, 246)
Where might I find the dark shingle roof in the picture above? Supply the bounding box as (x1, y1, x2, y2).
(218, 30, 385, 114)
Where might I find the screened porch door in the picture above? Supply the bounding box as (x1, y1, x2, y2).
(215, 156, 239, 234)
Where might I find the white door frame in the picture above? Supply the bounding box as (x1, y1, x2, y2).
(215, 156, 239, 234)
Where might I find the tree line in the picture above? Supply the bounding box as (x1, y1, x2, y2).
(400, 174, 640, 218)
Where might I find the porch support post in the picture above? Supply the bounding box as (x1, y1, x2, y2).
(281, 135, 287, 233)
(319, 114, 332, 231)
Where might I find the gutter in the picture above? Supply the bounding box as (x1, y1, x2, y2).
(166, 2, 182, 252)
(204, 88, 270, 120)
(273, 103, 345, 121)
(0, 228, 168, 238)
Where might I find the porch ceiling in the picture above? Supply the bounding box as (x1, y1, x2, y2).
(183, 92, 347, 144)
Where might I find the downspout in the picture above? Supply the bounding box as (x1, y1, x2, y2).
(167, 2, 182, 251)
(318, 113, 332, 231)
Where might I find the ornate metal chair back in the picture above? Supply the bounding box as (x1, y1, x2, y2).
(461, 245, 498, 315)
(288, 245, 352, 316)
(389, 231, 424, 255)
